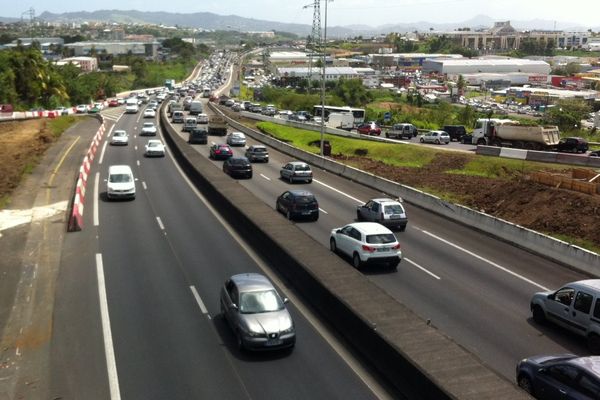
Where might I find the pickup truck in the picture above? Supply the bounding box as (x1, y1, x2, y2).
(385, 123, 417, 139)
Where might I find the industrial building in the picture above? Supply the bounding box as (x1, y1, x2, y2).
(56, 57, 98, 72)
(370, 53, 463, 68)
(423, 58, 551, 75)
(276, 66, 359, 82)
(65, 41, 160, 59)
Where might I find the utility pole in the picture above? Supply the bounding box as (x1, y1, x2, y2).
(303, 0, 321, 93)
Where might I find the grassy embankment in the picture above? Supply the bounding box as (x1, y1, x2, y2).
(256, 121, 563, 181)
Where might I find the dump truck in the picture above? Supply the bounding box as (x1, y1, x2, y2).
(208, 115, 228, 136)
(472, 118, 560, 150)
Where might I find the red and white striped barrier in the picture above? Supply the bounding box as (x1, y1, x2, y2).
(68, 120, 106, 232)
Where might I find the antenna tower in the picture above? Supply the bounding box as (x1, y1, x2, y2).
(303, 0, 322, 92)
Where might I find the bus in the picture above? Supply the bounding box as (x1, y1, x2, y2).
(313, 105, 365, 125)
(202, 87, 212, 98)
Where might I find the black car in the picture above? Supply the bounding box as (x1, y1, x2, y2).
(442, 125, 467, 142)
(276, 190, 319, 221)
(516, 354, 600, 399)
(223, 157, 252, 179)
(188, 128, 208, 144)
(557, 137, 589, 153)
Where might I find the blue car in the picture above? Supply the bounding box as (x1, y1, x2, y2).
(516, 354, 600, 399)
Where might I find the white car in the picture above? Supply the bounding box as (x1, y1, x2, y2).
(75, 104, 88, 113)
(141, 122, 157, 136)
(226, 132, 246, 147)
(106, 165, 136, 200)
(93, 102, 104, 111)
(143, 108, 156, 118)
(420, 130, 450, 144)
(144, 139, 165, 157)
(197, 113, 209, 124)
(280, 161, 312, 183)
(110, 130, 129, 146)
(329, 222, 402, 270)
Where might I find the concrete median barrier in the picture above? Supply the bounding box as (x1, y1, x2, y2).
(162, 104, 530, 399)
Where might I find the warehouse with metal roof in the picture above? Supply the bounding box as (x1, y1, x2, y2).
(422, 58, 551, 75)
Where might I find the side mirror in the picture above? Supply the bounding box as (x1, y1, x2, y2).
(231, 303, 238, 310)
(283, 298, 289, 304)
(548, 294, 555, 300)
(336, 229, 342, 234)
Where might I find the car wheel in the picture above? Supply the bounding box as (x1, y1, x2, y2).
(352, 253, 362, 270)
(389, 260, 399, 270)
(420, 137, 424, 143)
(286, 210, 292, 220)
(356, 210, 363, 221)
(532, 305, 546, 324)
(329, 238, 337, 253)
(435, 139, 440, 144)
(289, 175, 293, 184)
(385, 132, 389, 138)
(307, 179, 312, 184)
(312, 214, 319, 222)
(588, 333, 600, 354)
(517, 375, 534, 395)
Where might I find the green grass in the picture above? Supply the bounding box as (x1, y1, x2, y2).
(448, 156, 565, 179)
(47, 115, 78, 137)
(550, 233, 600, 254)
(256, 122, 436, 168)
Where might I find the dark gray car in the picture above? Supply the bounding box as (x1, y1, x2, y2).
(220, 273, 295, 351)
(356, 198, 408, 231)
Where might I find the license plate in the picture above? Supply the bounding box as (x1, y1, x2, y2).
(266, 339, 283, 346)
(302, 211, 311, 215)
(377, 247, 390, 252)
(390, 215, 401, 219)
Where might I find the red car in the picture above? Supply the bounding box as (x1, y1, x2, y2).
(209, 143, 233, 160)
(356, 122, 381, 136)
(108, 99, 119, 107)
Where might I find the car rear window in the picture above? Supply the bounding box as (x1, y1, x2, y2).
(252, 147, 266, 153)
(295, 164, 310, 171)
(231, 158, 248, 165)
(366, 234, 396, 244)
(383, 204, 404, 214)
(295, 195, 315, 204)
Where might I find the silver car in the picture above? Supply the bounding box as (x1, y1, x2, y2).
(420, 130, 450, 144)
(220, 273, 295, 351)
(357, 198, 407, 231)
(280, 161, 313, 184)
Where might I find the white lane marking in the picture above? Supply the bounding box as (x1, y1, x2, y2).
(404, 257, 441, 280)
(156, 217, 165, 230)
(134, 145, 138, 151)
(96, 253, 122, 400)
(313, 179, 365, 204)
(134, 126, 138, 130)
(142, 181, 147, 190)
(415, 228, 549, 290)
(99, 141, 108, 165)
(260, 173, 271, 181)
(319, 208, 328, 214)
(107, 123, 115, 137)
(94, 173, 100, 226)
(136, 160, 140, 167)
(190, 286, 209, 315)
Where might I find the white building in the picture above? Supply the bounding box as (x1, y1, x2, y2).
(57, 56, 98, 72)
(277, 67, 359, 81)
(423, 58, 551, 75)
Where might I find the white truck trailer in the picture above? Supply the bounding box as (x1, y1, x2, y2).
(472, 118, 560, 150)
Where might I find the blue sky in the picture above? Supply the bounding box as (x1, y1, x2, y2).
(4, 0, 599, 28)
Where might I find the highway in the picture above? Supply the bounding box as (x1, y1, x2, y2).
(168, 96, 591, 382)
(49, 103, 386, 399)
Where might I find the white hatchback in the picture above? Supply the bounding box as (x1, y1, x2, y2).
(330, 222, 402, 270)
(110, 130, 129, 146)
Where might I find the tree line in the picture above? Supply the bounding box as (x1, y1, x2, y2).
(0, 38, 207, 110)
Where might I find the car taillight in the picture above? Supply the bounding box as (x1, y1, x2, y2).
(362, 245, 376, 253)
(392, 243, 401, 250)
(215, 150, 221, 154)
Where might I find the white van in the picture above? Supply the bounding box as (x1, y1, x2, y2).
(189, 100, 203, 115)
(125, 98, 139, 114)
(182, 117, 197, 132)
(326, 113, 354, 131)
(531, 279, 600, 352)
(106, 165, 136, 200)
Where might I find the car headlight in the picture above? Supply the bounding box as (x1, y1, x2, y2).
(281, 325, 294, 334)
(245, 328, 264, 338)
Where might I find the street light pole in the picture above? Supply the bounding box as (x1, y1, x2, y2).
(319, 0, 329, 156)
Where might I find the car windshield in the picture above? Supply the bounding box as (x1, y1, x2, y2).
(366, 233, 396, 244)
(239, 290, 284, 314)
(144, 123, 154, 127)
(383, 204, 404, 214)
(109, 173, 132, 183)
